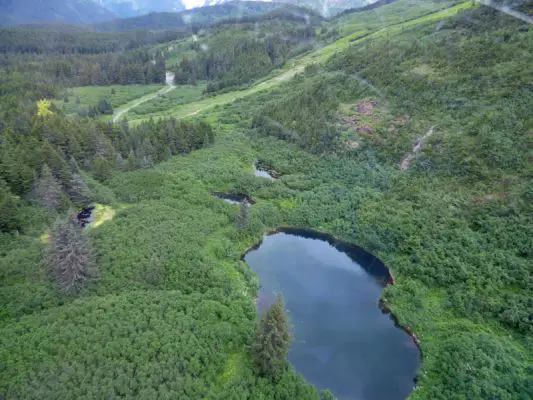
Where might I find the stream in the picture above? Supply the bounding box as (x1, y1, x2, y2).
(245, 229, 420, 400)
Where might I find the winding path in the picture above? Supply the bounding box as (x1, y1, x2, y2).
(112, 72, 176, 123)
(400, 126, 436, 171)
(122, 2, 475, 124)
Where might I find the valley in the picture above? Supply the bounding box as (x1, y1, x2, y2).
(0, 1, 532, 399)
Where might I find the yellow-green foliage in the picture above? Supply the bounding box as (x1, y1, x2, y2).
(36, 99, 53, 118)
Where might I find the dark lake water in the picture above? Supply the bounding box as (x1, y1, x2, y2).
(244, 230, 420, 400)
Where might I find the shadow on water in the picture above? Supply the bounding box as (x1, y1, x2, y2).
(77, 206, 95, 228)
(243, 227, 422, 400)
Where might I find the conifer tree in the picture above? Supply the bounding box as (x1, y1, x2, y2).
(0, 180, 20, 233)
(251, 295, 292, 378)
(67, 174, 91, 205)
(235, 200, 249, 231)
(47, 213, 98, 295)
(36, 164, 62, 211)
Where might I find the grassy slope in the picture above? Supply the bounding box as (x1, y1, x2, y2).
(123, 1, 474, 125)
(53, 84, 162, 116)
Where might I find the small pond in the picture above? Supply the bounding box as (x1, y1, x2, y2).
(77, 206, 95, 228)
(244, 229, 420, 400)
(213, 192, 255, 206)
(253, 161, 279, 180)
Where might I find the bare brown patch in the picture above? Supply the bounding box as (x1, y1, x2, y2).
(472, 192, 506, 205)
(357, 124, 374, 134)
(340, 116, 359, 130)
(355, 100, 378, 115)
(399, 126, 436, 171)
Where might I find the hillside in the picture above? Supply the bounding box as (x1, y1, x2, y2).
(0, 0, 117, 25)
(201, 0, 376, 15)
(96, 2, 319, 31)
(95, 0, 186, 17)
(0, 0, 532, 399)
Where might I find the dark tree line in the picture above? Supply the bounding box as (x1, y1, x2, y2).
(174, 25, 315, 92)
(5, 50, 166, 86)
(0, 27, 185, 55)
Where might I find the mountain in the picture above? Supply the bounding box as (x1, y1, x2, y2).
(96, 2, 305, 31)
(97, 0, 379, 17)
(0, 0, 117, 25)
(201, 0, 378, 15)
(95, 0, 185, 18)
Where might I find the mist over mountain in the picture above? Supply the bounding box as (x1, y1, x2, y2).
(0, 0, 117, 25)
(95, 0, 185, 17)
(97, 0, 379, 18)
(0, 0, 379, 25)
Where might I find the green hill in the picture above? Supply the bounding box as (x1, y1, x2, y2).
(0, 0, 531, 399)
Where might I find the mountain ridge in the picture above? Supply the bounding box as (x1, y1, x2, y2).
(0, 0, 117, 25)
(0, 0, 380, 25)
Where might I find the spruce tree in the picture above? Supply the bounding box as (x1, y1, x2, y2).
(235, 200, 249, 231)
(67, 174, 91, 205)
(36, 164, 62, 211)
(47, 213, 98, 295)
(251, 295, 292, 378)
(0, 179, 20, 233)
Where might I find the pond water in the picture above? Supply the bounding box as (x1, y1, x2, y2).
(244, 230, 420, 400)
(77, 206, 95, 228)
(253, 162, 278, 180)
(213, 192, 254, 206)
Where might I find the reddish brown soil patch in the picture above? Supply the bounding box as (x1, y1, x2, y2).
(355, 100, 378, 115)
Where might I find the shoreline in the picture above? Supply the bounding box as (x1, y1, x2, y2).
(241, 226, 424, 381)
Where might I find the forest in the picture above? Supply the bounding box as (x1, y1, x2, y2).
(174, 22, 316, 91)
(0, 0, 532, 399)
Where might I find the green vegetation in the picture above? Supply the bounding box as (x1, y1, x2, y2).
(173, 21, 316, 92)
(1, 0, 532, 399)
(47, 214, 98, 295)
(126, 84, 206, 119)
(53, 85, 162, 116)
(252, 296, 292, 379)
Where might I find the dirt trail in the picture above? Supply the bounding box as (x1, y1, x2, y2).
(112, 72, 175, 123)
(400, 126, 436, 171)
(123, 3, 473, 124)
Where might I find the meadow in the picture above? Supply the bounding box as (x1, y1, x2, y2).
(53, 84, 162, 116)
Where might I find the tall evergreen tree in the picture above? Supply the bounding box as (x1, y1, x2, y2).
(36, 164, 62, 211)
(235, 200, 249, 231)
(251, 295, 292, 378)
(47, 213, 98, 295)
(0, 179, 20, 233)
(67, 174, 91, 205)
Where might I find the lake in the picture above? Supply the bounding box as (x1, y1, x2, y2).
(244, 229, 420, 400)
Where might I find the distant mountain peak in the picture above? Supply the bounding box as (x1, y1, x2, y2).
(98, 0, 379, 17)
(95, 0, 185, 17)
(0, 0, 117, 25)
